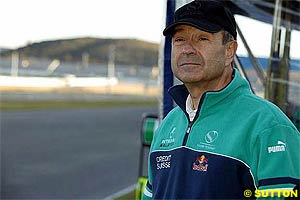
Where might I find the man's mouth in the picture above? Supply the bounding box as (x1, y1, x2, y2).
(179, 62, 201, 67)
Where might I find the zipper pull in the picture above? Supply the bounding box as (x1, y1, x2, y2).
(186, 122, 193, 134)
(186, 126, 191, 134)
(183, 122, 193, 146)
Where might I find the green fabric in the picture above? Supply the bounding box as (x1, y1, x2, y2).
(145, 69, 300, 198)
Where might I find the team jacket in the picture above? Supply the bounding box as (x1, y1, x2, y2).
(142, 69, 300, 199)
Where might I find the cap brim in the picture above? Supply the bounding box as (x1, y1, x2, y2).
(163, 19, 222, 36)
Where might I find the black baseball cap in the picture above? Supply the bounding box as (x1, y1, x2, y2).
(163, 0, 237, 39)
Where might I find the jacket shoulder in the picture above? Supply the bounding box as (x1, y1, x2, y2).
(238, 93, 298, 132)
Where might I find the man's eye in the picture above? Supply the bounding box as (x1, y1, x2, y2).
(198, 37, 208, 41)
(174, 38, 185, 42)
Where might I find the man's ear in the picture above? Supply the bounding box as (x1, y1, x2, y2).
(225, 41, 238, 66)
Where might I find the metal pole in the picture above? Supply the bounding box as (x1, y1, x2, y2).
(275, 1, 291, 112)
(11, 51, 19, 77)
(265, 0, 282, 101)
(82, 52, 89, 69)
(236, 24, 266, 86)
(108, 45, 115, 78)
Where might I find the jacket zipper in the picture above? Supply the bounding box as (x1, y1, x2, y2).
(182, 93, 206, 146)
(182, 121, 194, 146)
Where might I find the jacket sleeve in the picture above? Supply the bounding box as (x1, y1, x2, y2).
(141, 180, 153, 200)
(253, 124, 300, 192)
(142, 150, 153, 200)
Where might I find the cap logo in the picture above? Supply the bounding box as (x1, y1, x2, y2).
(179, 1, 203, 19)
(187, 1, 201, 11)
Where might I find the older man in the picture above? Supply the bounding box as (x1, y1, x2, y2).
(142, 0, 300, 199)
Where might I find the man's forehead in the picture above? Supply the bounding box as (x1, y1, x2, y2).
(173, 25, 214, 35)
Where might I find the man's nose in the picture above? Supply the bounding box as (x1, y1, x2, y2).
(182, 43, 196, 54)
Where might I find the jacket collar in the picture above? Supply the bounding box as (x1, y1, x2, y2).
(168, 68, 252, 116)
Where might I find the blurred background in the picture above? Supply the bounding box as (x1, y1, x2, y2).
(1, 1, 162, 199)
(0, 0, 299, 199)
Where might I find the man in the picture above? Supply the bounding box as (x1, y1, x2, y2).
(142, 0, 300, 199)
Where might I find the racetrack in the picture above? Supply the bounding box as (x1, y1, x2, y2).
(1, 105, 157, 199)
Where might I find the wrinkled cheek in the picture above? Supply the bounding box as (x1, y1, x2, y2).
(171, 54, 179, 73)
(171, 52, 177, 65)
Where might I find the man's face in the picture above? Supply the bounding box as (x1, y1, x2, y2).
(171, 25, 231, 84)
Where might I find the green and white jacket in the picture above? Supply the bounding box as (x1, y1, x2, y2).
(143, 69, 300, 199)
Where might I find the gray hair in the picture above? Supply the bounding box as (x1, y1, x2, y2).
(222, 30, 235, 45)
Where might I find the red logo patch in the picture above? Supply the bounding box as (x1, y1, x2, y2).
(192, 155, 208, 171)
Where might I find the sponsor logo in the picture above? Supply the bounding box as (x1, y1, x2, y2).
(197, 130, 219, 150)
(268, 141, 286, 153)
(160, 138, 175, 147)
(156, 155, 171, 170)
(160, 127, 176, 147)
(192, 155, 208, 172)
(205, 130, 218, 143)
(169, 127, 176, 138)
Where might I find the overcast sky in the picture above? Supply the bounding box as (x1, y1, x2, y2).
(0, 0, 165, 47)
(0, 0, 299, 58)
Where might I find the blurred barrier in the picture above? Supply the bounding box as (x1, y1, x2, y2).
(0, 75, 118, 88)
(0, 56, 159, 99)
(0, 75, 159, 101)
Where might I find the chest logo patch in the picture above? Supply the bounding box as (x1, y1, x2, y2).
(192, 155, 208, 172)
(205, 130, 218, 143)
(197, 130, 219, 150)
(160, 127, 176, 147)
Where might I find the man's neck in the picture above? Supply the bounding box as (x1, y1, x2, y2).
(185, 67, 233, 109)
